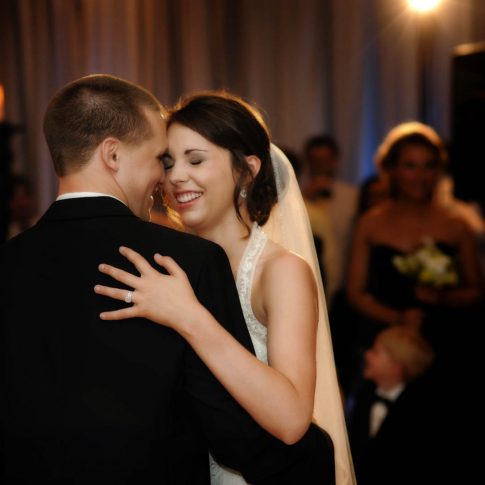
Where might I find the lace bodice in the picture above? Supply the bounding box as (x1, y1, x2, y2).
(209, 223, 268, 485)
(236, 223, 268, 364)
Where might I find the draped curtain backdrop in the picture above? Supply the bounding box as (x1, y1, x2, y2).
(1, 0, 484, 210)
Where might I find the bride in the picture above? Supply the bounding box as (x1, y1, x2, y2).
(95, 91, 355, 485)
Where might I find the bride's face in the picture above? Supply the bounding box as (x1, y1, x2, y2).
(163, 123, 238, 234)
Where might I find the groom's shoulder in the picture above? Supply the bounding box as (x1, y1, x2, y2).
(135, 220, 229, 263)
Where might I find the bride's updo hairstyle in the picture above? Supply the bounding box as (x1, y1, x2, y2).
(167, 91, 278, 228)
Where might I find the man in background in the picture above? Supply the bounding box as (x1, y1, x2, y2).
(301, 135, 358, 302)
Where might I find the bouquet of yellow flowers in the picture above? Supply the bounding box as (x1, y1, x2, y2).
(392, 237, 459, 288)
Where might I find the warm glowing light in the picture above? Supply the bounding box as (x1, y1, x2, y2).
(408, 0, 442, 12)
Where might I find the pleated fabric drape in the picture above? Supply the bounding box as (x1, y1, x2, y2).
(0, 0, 483, 210)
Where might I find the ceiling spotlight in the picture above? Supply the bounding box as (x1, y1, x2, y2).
(408, 0, 442, 12)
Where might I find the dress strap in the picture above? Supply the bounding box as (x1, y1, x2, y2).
(236, 223, 268, 357)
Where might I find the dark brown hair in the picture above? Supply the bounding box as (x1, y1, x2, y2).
(304, 134, 340, 159)
(167, 91, 277, 228)
(43, 74, 164, 175)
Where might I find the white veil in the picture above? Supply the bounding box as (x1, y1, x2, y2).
(263, 144, 356, 485)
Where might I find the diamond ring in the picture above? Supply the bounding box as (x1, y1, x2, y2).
(124, 290, 133, 304)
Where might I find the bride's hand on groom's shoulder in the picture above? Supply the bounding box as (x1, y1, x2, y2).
(94, 246, 201, 330)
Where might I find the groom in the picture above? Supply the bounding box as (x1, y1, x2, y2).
(0, 75, 334, 484)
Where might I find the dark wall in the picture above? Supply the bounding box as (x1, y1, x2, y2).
(450, 42, 485, 206)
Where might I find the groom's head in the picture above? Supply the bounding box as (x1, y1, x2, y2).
(44, 74, 168, 220)
(44, 74, 165, 176)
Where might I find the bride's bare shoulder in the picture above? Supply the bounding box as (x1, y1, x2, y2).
(260, 240, 314, 284)
(253, 240, 317, 321)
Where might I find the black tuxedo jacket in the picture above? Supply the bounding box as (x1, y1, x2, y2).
(348, 378, 442, 485)
(1, 197, 333, 484)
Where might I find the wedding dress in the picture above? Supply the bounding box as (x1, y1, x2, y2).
(210, 145, 355, 485)
(209, 223, 268, 485)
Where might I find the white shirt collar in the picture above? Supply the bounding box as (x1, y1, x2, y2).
(376, 383, 405, 402)
(56, 192, 126, 206)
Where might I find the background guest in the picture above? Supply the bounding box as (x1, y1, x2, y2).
(301, 134, 358, 302)
(332, 124, 484, 482)
(329, 172, 390, 396)
(347, 326, 437, 485)
(345, 121, 483, 396)
(355, 174, 390, 217)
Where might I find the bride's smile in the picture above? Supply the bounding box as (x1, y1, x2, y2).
(164, 123, 239, 234)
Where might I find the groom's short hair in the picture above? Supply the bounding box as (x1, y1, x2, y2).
(43, 74, 164, 176)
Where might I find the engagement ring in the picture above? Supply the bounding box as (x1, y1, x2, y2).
(124, 290, 133, 304)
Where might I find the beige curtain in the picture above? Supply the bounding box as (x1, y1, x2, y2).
(1, 0, 484, 210)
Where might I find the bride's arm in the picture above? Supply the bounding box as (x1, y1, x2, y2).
(257, 251, 318, 439)
(95, 246, 317, 445)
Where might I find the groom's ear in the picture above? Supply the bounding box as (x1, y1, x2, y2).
(245, 155, 261, 178)
(100, 138, 121, 172)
